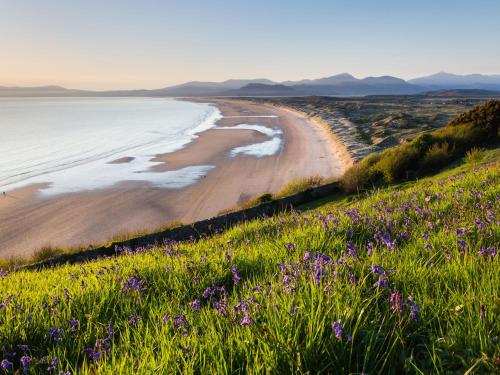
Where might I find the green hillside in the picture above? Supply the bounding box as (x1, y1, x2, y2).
(0, 147, 498, 374)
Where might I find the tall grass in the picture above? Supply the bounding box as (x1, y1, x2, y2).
(0, 154, 498, 374)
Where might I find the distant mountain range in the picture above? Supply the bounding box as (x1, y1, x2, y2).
(408, 72, 500, 91)
(2, 72, 500, 97)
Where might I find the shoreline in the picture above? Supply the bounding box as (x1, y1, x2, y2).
(0, 98, 348, 258)
(269, 103, 354, 169)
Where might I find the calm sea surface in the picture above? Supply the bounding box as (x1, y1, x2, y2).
(0, 97, 220, 195)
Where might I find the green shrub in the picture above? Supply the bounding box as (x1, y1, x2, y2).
(372, 144, 420, 183)
(276, 176, 324, 198)
(465, 147, 486, 164)
(448, 99, 500, 138)
(242, 193, 274, 209)
(421, 142, 454, 171)
(32, 246, 65, 263)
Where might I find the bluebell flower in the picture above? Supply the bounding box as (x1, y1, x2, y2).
(240, 316, 253, 326)
(231, 265, 241, 285)
(1, 359, 13, 371)
(20, 356, 31, 374)
(47, 356, 58, 372)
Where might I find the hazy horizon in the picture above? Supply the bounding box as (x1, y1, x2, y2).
(2, 0, 500, 90)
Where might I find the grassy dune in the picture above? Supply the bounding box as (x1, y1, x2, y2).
(0, 150, 498, 374)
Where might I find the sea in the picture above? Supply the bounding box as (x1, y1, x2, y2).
(0, 97, 282, 196)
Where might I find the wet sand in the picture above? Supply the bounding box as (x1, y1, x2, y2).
(0, 99, 350, 258)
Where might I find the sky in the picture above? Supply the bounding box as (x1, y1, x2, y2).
(1, 0, 499, 90)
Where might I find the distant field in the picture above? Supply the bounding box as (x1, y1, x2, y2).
(259, 95, 492, 150)
(0, 149, 498, 374)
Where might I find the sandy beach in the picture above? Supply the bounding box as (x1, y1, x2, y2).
(0, 99, 350, 258)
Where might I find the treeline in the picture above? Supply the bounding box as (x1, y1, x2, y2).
(342, 100, 500, 192)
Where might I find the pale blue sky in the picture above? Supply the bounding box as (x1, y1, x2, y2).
(1, 0, 499, 89)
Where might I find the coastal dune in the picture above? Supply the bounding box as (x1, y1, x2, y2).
(0, 99, 349, 257)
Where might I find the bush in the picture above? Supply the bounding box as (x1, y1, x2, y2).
(448, 99, 500, 138)
(242, 193, 274, 209)
(32, 246, 65, 263)
(276, 176, 324, 198)
(465, 147, 486, 164)
(421, 142, 454, 171)
(371, 144, 420, 183)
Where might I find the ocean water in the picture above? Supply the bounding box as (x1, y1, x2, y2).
(0, 97, 221, 195)
(0, 98, 283, 196)
(216, 124, 283, 157)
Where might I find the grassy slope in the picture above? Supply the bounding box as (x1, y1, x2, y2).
(0, 152, 498, 374)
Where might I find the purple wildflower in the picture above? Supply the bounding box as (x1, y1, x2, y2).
(332, 320, 344, 340)
(347, 241, 358, 258)
(122, 276, 144, 295)
(479, 246, 497, 259)
(277, 263, 287, 273)
(191, 299, 201, 312)
(370, 265, 386, 276)
(173, 315, 188, 329)
(67, 319, 79, 333)
(84, 348, 100, 362)
(367, 241, 374, 256)
(107, 323, 115, 341)
(475, 219, 486, 230)
(162, 313, 171, 324)
(96, 338, 111, 353)
(303, 251, 312, 261)
(407, 296, 421, 321)
(0, 295, 12, 309)
(240, 316, 253, 326)
(231, 264, 241, 285)
(390, 291, 404, 313)
(373, 277, 389, 288)
(286, 242, 296, 251)
(1, 359, 13, 371)
(202, 287, 213, 299)
(480, 304, 486, 320)
(48, 327, 63, 343)
(316, 253, 331, 263)
(64, 288, 71, 302)
(381, 232, 396, 251)
(47, 357, 58, 372)
(233, 300, 250, 315)
(457, 239, 467, 252)
(128, 314, 142, 327)
(20, 356, 31, 374)
(215, 300, 228, 316)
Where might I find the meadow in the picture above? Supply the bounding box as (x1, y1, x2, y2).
(0, 148, 498, 374)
